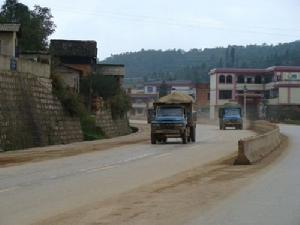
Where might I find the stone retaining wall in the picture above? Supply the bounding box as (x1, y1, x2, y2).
(0, 72, 83, 150)
(235, 120, 281, 165)
(95, 108, 131, 138)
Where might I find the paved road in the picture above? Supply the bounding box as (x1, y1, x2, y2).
(186, 124, 300, 225)
(0, 125, 253, 225)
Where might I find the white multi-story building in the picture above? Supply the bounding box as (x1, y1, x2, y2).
(209, 66, 300, 120)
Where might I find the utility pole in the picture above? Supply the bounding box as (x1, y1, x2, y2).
(243, 85, 247, 126)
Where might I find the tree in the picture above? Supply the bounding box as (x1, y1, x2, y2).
(0, 0, 56, 51)
(159, 81, 169, 98)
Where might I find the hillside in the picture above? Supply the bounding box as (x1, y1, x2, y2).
(101, 41, 300, 83)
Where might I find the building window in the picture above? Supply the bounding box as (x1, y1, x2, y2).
(264, 76, 273, 83)
(137, 108, 143, 114)
(255, 76, 262, 84)
(207, 93, 210, 100)
(270, 89, 279, 98)
(237, 76, 244, 83)
(246, 77, 252, 84)
(219, 90, 232, 100)
(147, 86, 153, 93)
(290, 74, 298, 80)
(219, 75, 225, 84)
(226, 75, 232, 84)
(0, 40, 2, 55)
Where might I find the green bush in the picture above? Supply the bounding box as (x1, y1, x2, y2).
(80, 74, 131, 120)
(110, 90, 131, 119)
(51, 74, 104, 141)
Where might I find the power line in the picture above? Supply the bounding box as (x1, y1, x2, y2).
(16, 1, 300, 38)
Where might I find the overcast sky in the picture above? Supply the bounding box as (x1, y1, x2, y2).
(5, 0, 300, 60)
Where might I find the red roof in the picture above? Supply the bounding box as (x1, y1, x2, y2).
(210, 68, 268, 75)
(266, 66, 300, 72)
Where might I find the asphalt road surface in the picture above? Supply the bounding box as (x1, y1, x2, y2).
(186, 124, 300, 225)
(0, 125, 253, 225)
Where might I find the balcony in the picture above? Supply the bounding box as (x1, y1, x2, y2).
(236, 83, 264, 91)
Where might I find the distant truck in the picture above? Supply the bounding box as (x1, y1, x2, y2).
(149, 92, 197, 144)
(218, 103, 243, 130)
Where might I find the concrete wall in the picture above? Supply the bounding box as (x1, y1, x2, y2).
(0, 55, 50, 78)
(235, 121, 281, 165)
(0, 72, 83, 151)
(54, 66, 80, 92)
(0, 32, 15, 57)
(0, 54, 10, 70)
(95, 108, 131, 138)
(97, 65, 125, 76)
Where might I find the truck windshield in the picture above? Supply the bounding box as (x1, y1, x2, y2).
(224, 108, 240, 116)
(157, 107, 184, 117)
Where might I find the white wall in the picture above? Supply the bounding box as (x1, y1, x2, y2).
(290, 88, 300, 104)
(279, 87, 288, 104)
(210, 74, 216, 90)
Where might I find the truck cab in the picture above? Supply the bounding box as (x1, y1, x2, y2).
(150, 93, 196, 144)
(219, 104, 243, 130)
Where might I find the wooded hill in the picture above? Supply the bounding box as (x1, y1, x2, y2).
(102, 41, 300, 83)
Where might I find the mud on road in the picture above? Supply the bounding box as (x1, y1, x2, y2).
(33, 136, 288, 225)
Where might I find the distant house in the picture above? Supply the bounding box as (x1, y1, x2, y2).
(129, 92, 158, 118)
(209, 66, 300, 120)
(50, 39, 97, 74)
(50, 39, 127, 95)
(144, 80, 196, 99)
(0, 23, 50, 78)
(50, 39, 98, 91)
(0, 23, 20, 57)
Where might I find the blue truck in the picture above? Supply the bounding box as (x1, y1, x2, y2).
(149, 93, 197, 144)
(218, 103, 243, 130)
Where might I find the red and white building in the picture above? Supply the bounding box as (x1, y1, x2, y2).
(209, 66, 300, 120)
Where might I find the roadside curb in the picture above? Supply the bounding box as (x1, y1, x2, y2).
(0, 123, 149, 167)
(235, 121, 282, 165)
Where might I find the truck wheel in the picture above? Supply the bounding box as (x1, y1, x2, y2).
(191, 126, 196, 142)
(182, 130, 187, 144)
(151, 134, 156, 144)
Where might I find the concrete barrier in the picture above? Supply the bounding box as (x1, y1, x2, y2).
(235, 121, 281, 165)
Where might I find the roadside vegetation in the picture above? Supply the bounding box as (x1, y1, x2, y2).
(0, 0, 56, 51)
(51, 74, 104, 141)
(80, 75, 131, 119)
